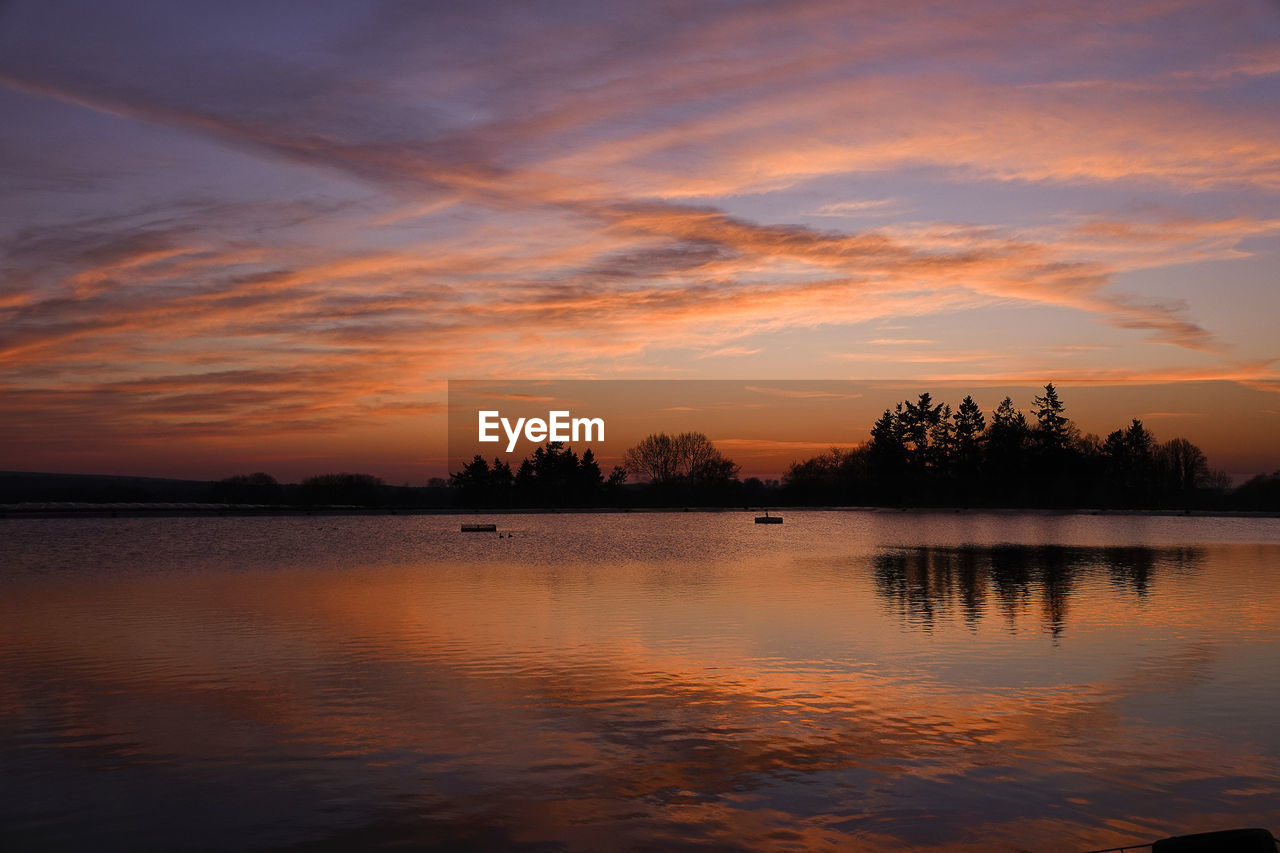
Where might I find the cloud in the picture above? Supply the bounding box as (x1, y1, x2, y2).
(905, 360, 1280, 389)
(711, 438, 857, 452)
(812, 198, 901, 217)
(0, 149, 1250, 466)
(868, 338, 936, 345)
(743, 386, 863, 400)
(0, 0, 1275, 475)
(2, 21, 1244, 363)
(698, 346, 762, 358)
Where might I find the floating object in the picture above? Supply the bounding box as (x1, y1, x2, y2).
(461, 523, 497, 532)
(754, 510, 782, 524)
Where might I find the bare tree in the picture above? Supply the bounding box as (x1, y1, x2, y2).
(623, 432, 679, 483)
(1161, 437, 1209, 492)
(623, 431, 739, 485)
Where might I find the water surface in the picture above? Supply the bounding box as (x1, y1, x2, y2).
(2, 511, 1278, 851)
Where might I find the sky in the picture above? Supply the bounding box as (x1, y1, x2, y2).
(1, 0, 1278, 483)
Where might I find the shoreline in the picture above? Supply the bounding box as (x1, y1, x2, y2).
(3, 504, 1278, 520)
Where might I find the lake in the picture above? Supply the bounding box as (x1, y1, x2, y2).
(2, 511, 1278, 851)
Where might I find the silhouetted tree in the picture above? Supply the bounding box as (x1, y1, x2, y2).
(1032, 382, 1070, 454)
(986, 396, 1030, 504)
(868, 406, 908, 500)
(623, 433, 679, 484)
(451, 455, 491, 506)
(526, 442, 580, 503)
(1124, 419, 1156, 503)
(1161, 437, 1209, 496)
(604, 464, 629, 502)
(1102, 419, 1158, 506)
(1232, 471, 1280, 510)
(622, 431, 739, 502)
(1028, 385, 1085, 505)
(450, 456, 512, 507)
(953, 396, 985, 465)
(513, 457, 537, 499)
(299, 472, 387, 507)
(951, 395, 986, 503)
(450, 443, 626, 507)
(439, 383, 1231, 511)
(784, 446, 864, 504)
(623, 432, 739, 487)
(212, 472, 282, 504)
(901, 392, 944, 470)
(929, 403, 955, 473)
(579, 448, 604, 489)
(491, 458, 514, 503)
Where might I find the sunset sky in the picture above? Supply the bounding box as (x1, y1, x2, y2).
(2, 1, 1278, 483)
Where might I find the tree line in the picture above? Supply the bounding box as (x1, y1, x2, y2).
(449, 431, 744, 507)
(191, 384, 1279, 510)
(209, 471, 450, 507)
(448, 383, 1269, 510)
(784, 384, 1229, 508)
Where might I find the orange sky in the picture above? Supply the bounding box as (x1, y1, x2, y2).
(448, 380, 1280, 482)
(0, 2, 1278, 483)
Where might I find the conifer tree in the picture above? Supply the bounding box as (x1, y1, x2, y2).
(953, 395, 986, 463)
(901, 392, 944, 465)
(1033, 383, 1070, 452)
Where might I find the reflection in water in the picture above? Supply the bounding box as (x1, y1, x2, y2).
(874, 545, 1204, 635)
(0, 513, 1278, 852)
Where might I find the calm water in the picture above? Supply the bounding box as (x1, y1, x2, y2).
(2, 511, 1278, 852)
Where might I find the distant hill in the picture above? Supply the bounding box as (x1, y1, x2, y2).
(0, 471, 216, 504)
(0, 471, 455, 509)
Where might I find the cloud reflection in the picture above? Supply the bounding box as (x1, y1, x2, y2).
(3, 516, 1279, 850)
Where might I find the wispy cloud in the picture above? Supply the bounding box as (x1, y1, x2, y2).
(744, 386, 863, 400)
(0, 0, 1275, 476)
(868, 338, 936, 345)
(812, 198, 901, 217)
(699, 346, 762, 358)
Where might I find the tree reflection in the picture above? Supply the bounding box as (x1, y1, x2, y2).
(873, 545, 1203, 635)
